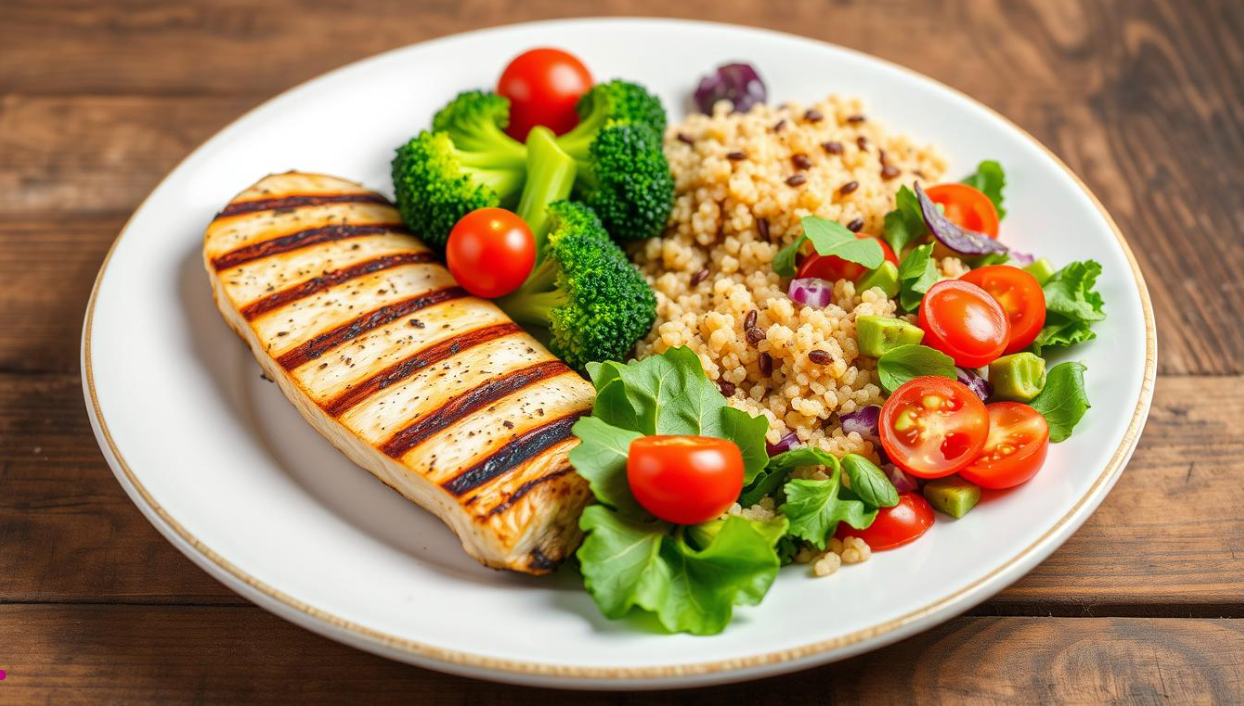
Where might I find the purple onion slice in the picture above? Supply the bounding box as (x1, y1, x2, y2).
(884, 464, 920, 494)
(1008, 250, 1035, 266)
(788, 277, 834, 308)
(956, 366, 993, 402)
(840, 405, 881, 439)
(766, 430, 800, 456)
(914, 182, 1008, 256)
(694, 63, 767, 114)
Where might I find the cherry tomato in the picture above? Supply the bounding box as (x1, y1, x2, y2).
(918, 279, 1010, 368)
(959, 265, 1047, 354)
(925, 183, 999, 238)
(796, 234, 898, 283)
(880, 376, 990, 479)
(497, 48, 593, 142)
(960, 402, 1050, 489)
(627, 436, 744, 525)
(445, 208, 535, 298)
(836, 493, 935, 550)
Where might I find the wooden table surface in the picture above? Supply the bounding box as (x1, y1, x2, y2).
(2, 0, 1243, 702)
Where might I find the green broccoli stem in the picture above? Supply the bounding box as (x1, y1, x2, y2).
(516, 126, 577, 256)
(556, 101, 607, 162)
(495, 256, 566, 326)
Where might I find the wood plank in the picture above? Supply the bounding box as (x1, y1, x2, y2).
(0, 605, 1240, 704)
(3, 373, 1241, 609)
(0, 0, 1107, 98)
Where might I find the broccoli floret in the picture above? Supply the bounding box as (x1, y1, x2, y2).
(391, 91, 527, 249)
(497, 200, 657, 371)
(556, 82, 674, 242)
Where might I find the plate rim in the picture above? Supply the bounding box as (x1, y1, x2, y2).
(80, 16, 1158, 688)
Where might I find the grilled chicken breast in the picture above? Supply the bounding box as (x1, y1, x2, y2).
(204, 172, 594, 574)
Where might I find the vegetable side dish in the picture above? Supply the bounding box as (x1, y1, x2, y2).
(204, 48, 1106, 636)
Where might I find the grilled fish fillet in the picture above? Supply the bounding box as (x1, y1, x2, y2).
(204, 172, 594, 574)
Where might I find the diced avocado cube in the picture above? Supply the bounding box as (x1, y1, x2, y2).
(989, 352, 1047, 402)
(1023, 258, 1057, 286)
(923, 476, 982, 518)
(856, 315, 924, 358)
(857, 261, 900, 298)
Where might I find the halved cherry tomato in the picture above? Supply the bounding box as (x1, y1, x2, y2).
(925, 183, 999, 238)
(446, 208, 535, 298)
(880, 376, 990, 479)
(796, 233, 898, 283)
(497, 48, 593, 141)
(959, 265, 1047, 354)
(955, 264, 1044, 353)
(918, 279, 1010, 368)
(836, 493, 935, 550)
(627, 436, 744, 525)
(960, 402, 1050, 489)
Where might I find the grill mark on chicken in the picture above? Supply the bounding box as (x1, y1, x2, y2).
(483, 467, 574, 518)
(380, 360, 571, 458)
(323, 322, 523, 417)
(240, 252, 434, 320)
(212, 223, 405, 270)
(276, 286, 467, 370)
(215, 193, 390, 219)
(441, 412, 587, 496)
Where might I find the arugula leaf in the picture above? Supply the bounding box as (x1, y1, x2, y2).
(897, 244, 941, 312)
(781, 476, 877, 550)
(877, 343, 956, 394)
(1031, 261, 1106, 354)
(883, 185, 927, 256)
(584, 347, 768, 482)
(841, 454, 899, 508)
(773, 215, 884, 276)
(961, 160, 1007, 220)
(569, 417, 648, 518)
(1029, 362, 1091, 442)
(577, 506, 785, 635)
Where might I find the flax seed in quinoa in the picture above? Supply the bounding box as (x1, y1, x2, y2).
(632, 95, 947, 461)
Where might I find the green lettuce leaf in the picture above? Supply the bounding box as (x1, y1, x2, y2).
(883, 185, 927, 256)
(877, 343, 956, 394)
(739, 446, 840, 507)
(781, 475, 877, 550)
(961, 160, 1007, 220)
(1029, 362, 1091, 442)
(577, 506, 786, 635)
(897, 243, 941, 312)
(569, 416, 648, 518)
(1031, 261, 1106, 353)
(841, 454, 900, 508)
(773, 215, 885, 276)
(584, 347, 768, 483)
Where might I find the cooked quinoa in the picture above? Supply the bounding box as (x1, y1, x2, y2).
(633, 95, 950, 462)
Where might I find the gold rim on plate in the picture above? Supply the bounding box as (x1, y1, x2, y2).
(81, 19, 1157, 683)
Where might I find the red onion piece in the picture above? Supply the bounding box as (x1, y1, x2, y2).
(884, 464, 920, 494)
(915, 182, 1008, 256)
(694, 63, 767, 114)
(788, 277, 834, 308)
(956, 366, 993, 401)
(840, 405, 881, 439)
(1008, 250, 1035, 266)
(766, 431, 800, 456)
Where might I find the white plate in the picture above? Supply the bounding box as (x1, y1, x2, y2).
(82, 18, 1156, 689)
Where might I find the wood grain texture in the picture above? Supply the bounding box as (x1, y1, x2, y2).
(1, 0, 1242, 701)
(0, 606, 1240, 704)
